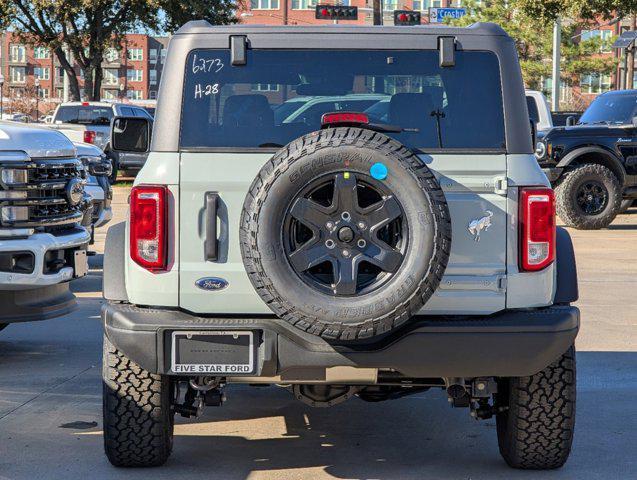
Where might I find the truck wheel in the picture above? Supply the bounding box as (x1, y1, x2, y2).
(555, 164, 621, 229)
(106, 152, 118, 184)
(102, 335, 174, 467)
(496, 346, 576, 470)
(240, 127, 451, 342)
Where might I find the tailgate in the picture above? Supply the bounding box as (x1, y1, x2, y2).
(178, 153, 507, 315)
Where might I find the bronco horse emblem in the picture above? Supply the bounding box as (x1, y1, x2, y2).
(467, 211, 493, 242)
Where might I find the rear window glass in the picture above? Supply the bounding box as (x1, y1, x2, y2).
(526, 96, 540, 124)
(180, 49, 505, 150)
(54, 106, 113, 125)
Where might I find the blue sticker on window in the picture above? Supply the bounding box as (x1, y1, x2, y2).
(370, 162, 388, 180)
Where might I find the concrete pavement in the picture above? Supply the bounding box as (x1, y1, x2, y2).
(0, 187, 635, 479)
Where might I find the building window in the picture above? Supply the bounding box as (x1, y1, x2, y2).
(56, 87, 63, 99)
(9, 44, 26, 63)
(103, 68, 119, 85)
(160, 48, 167, 64)
(250, 0, 279, 9)
(581, 29, 613, 53)
(126, 69, 143, 82)
(149, 49, 158, 62)
(33, 46, 50, 59)
(251, 83, 280, 92)
(104, 48, 119, 63)
(55, 67, 65, 84)
(580, 73, 612, 94)
(103, 89, 118, 100)
(9, 66, 26, 83)
(34, 67, 50, 80)
(127, 48, 144, 61)
(126, 90, 143, 100)
(150, 69, 157, 85)
(37, 87, 50, 99)
(149, 90, 157, 99)
(413, 0, 441, 10)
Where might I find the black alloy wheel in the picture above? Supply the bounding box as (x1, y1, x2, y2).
(575, 180, 608, 215)
(283, 172, 407, 296)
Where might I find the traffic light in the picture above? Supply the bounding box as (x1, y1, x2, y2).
(393, 10, 421, 26)
(315, 5, 358, 20)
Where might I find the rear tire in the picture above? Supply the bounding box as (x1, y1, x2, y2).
(102, 335, 174, 467)
(555, 164, 621, 229)
(496, 346, 576, 470)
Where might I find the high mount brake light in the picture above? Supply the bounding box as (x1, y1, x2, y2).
(130, 185, 168, 271)
(321, 112, 369, 127)
(519, 187, 555, 272)
(83, 130, 96, 144)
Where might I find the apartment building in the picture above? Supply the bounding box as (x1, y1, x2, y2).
(0, 32, 169, 116)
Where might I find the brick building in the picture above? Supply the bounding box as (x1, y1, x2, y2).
(0, 32, 169, 117)
(237, 0, 459, 26)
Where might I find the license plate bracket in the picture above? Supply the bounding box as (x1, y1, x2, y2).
(73, 249, 88, 278)
(170, 330, 256, 375)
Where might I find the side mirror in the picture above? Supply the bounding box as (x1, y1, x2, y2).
(565, 116, 575, 127)
(530, 118, 537, 147)
(111, 116, 151, 152)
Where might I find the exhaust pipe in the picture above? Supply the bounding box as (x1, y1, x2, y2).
(445, 377, 468, 400)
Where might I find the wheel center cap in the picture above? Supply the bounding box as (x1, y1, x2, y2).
(337, 226, 355, 243)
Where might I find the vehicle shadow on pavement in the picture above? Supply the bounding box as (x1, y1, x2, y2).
(154, 351, 636, 480)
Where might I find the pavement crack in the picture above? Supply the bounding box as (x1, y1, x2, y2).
(0, 365, 95, 421)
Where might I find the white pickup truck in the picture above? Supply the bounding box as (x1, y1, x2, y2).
(49, 102, 153, 182)
(525, 89, 553, 133)
(0, 122, 90, 331)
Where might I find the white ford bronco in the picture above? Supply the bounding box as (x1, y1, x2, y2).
(0, 122, 90, 330)
(102, 21, 579, 470)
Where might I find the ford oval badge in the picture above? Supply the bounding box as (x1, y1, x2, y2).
(195, 277, 228, 291)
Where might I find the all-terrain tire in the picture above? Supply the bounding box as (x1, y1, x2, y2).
(240, 127, 451, 342)
(102, 335, 174, 467)
(555, 164, 622, 229)
(496, 346, 576, 470)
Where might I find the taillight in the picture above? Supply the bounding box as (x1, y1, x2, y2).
(519, 187, 556, 271)
(321, 112, 369, 127)
(130, 185, 167, 271)
(83, 130, 96, 144)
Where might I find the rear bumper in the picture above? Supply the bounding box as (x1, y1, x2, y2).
(116, 152, 147, 170)
(103, 303, 579, 379)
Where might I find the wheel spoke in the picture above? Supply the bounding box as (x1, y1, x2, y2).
(364, 239, 403, 273)
(333, 257, 358, 295)
(288, 240, 330, 272)
(362, 195, 402, 230)
(332, 173, 358, 212)
(289, 198, 331, 230)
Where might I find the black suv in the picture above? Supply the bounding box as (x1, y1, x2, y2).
(536, 89, 637, 229)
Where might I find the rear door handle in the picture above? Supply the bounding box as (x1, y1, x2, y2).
(204, 192, 219, 261)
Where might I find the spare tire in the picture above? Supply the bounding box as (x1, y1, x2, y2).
(240, 127, 451, 342)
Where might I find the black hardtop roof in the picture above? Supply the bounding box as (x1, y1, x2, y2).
(175, 20, 508, 38)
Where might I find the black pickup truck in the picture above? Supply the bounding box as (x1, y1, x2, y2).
(535, 90, 637, 229)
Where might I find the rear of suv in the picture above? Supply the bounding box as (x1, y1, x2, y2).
(102, 21, 579, 470)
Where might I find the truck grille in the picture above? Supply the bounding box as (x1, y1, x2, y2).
(0, 157, 87, 230)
